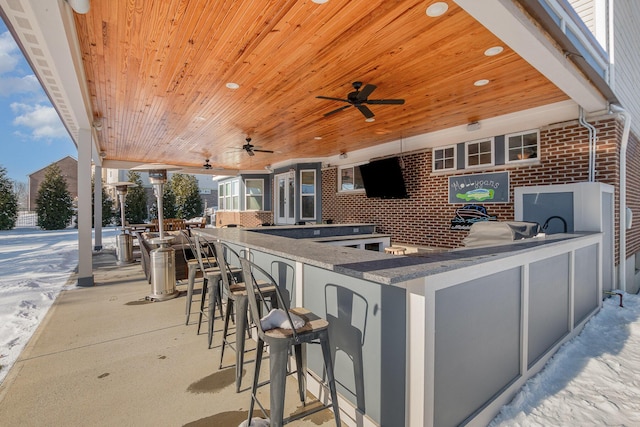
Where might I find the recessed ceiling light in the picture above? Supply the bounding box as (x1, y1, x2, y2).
(314, 136, 323, 140)
(426, 2, 448, 17)
(474, 79, 490, 87)
(225, 82, 240, 89)
(312, 0, 329, 3)
(484, 46, 504, 56)
(365, 117, 375, 122)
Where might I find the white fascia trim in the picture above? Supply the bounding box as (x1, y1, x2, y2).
(455, 0, 608, 112)
(1, 0, 95, 150)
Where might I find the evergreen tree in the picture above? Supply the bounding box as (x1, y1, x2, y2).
(0, 166, 19, 230)
(91, 176, 114, 227)
(124, 171, 147, 224)
(35, 164, 73, 230)
(170, 173, 203, 219)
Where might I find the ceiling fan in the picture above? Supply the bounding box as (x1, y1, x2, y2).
(242, 137, 274, 156)
(202, 159, 212, 170)
(316, 81, 405, 119)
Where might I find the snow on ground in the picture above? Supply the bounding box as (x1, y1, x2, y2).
(1, 228, 640, 425)
(0, 227, 118, 384)
(490, 293, 640, 426)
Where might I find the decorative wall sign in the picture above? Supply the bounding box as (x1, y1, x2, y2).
(450, 204, 498, 230)
(448, 171, 509, 204)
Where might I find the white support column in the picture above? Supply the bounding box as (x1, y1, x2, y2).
(77, 127, 94, 286)
(93, 164, 103, 250)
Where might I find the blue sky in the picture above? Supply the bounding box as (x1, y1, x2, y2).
(0, 19, 77, 184)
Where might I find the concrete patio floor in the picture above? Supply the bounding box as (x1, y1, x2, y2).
(0, 250, 337, 427)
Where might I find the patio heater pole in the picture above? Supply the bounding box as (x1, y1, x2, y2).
(146, 169, 178, 301)
(109, 182, 136, 265)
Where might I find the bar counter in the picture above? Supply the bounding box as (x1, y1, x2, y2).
(193, 225, 603, 427)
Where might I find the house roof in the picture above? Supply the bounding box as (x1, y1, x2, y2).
(27, 155, 78, 178)
(1, 0, 612, 173)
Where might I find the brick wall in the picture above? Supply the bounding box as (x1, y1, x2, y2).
(323, 117, 640, 264)
(216, 210, 273, 227)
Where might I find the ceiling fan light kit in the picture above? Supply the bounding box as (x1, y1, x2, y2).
(317, 81, 405, 119)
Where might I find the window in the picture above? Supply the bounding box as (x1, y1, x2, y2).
(506, 130, 539, 163)
(300, 170, 316, 219)
(433, 145, 456, 171)
(245, 179, 264, 210)
(338, 165, 365, 191)
(218, 179, 239, 210)
(465, 138, 494, 168)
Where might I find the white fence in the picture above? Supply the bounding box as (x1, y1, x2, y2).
(15, 211, 37, 228)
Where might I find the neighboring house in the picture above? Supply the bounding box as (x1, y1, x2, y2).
(28, 156, 78, 211)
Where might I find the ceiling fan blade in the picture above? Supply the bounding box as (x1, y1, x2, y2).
(246, 149, 255, 156)
(316, 96, 349, 103)
(356, 104, 375, 119)
(324, 105, 351, 117)
(253, 149, 274, 153)
(356, 84, 377, 101)
(367, 98, 405, 105)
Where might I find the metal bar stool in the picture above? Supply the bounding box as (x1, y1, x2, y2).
(214, 241, 277, 392)
(198, 240, 243, 349)
(180, 230, 218, 325)
(193, 235, 224, 338)
(240, 258, 341, 427)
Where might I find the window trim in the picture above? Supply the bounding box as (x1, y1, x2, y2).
(504, 129, 540, 164)
(465, 137, 495, 169)
(244, 178, 264, 211)
(338, 163, 367, 193)
(432, 144, 457, 172)
(218, 178, 240, 211)
(300, 169, 316, 220)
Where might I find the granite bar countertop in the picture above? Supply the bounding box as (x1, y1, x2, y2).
(194, 228, 596, 287)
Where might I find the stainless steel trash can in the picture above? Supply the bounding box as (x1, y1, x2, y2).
(147, 241, 179, 301)
(115, 233, 133, 265)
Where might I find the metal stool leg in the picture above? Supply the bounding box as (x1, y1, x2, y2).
(234, 296, 249, 392)
(294, 344, 306, 403)
(207, 276, 221, 348)
(196, 277, 208, 335)
(247, 338, 265, 425)
(219, 298, 234, 367)
(320, 331, 341, 427)
(185, 262, 198, 325)
(269, 340, 290, 427)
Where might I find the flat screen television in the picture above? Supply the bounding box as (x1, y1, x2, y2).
(358, 157, 408, 199)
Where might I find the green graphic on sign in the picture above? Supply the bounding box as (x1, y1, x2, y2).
(455, 188, 495, 201)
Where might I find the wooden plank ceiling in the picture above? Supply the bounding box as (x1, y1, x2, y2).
(74, 0, 568, 172)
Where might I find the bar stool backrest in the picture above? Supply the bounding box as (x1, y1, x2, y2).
(212, 241, 241, 294)
(239, 258, 300, 343)
(193, 235, 217, 273)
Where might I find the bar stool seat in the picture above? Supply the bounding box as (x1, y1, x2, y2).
(240, 258, 341, 427)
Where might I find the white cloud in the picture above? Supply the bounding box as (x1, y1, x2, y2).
(0, 74, 40, 96)
(0, 31, 20, 75)
(0, 31, 41, 97)
(11, 102, 67, 140)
